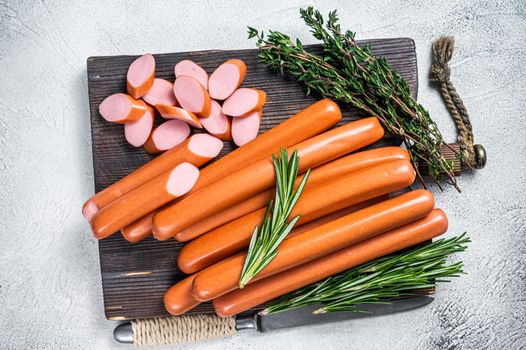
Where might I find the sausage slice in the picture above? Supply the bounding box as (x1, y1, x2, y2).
(143, 119, 190, 155)
(173, 75, 211, 118)
(199, 100, 232, 141)
(208, 59, 247, 100)
(156, 104, 202, 128)
(221, 88, 266, 117)
(126, 53, 155, 98)
(142, 78, 178, 107)
(124, 106, 154, 147)
(231, 109, 262, 147)
(99, 93, 148, 123)
(174, 60, 209, 90)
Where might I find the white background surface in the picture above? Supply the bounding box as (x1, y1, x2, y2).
(1, 0, 525, 349)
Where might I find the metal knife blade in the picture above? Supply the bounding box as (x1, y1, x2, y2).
(242, 295, 434, 332)
(113, 296, 433, 343)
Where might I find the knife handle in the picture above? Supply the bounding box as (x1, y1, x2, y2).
(114, 314, 236, 346)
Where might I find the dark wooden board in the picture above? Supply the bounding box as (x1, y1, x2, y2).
(87, 38, 418, 320)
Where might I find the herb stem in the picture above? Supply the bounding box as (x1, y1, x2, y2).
(239, 149, 310, 288)
(263, 233, 469, 315)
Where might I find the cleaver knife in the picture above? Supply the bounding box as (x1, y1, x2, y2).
(114, 295, 433, 344)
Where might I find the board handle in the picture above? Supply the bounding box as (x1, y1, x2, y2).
(420, 143, 485, 177)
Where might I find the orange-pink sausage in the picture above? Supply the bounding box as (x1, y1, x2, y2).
(124, 106, 154, 147)
(175, 147, 409, 242)
(99, 93, 148, 124)
(90, 163, 200, 240)
(119, 99, 342, 242)
(164, 275, 202, 315)
(173, 75, 211, 118)
(174, 60, 209, 89)
(208, 59, 247, 100)
(163, 196, 386, 314)
(153, 117, 384, 241)
(143, 120, 190, 155)
(82, 134, 223, 221)
(192, 190, 434, 301)
(178, 159, 414, 275)
(231, 109, 262, 147)
(126, 53, 155, 98)
(222, 88, 266, 117)
(199, 100, 232, 141)
(213, 209, 449, 317)
(142, 78, 178, 106)
(156, 104, 202, 128)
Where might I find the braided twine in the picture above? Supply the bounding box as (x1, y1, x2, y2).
(131, 314, 236, 346)
(429, 36, 481, 169)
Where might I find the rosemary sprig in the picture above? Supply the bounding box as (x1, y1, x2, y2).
(263, 233, 470, 315)
(248, 7, 459, 191)
(239, 149, 310, 288)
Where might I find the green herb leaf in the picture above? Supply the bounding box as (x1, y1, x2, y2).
(248, 6, 460, 191)
(239, 149, 310, 288)
(262, 233, 470, 315)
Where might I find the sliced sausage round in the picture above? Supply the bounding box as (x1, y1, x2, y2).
(173, 75, 211, 118)
(143, 119, 190, 155)
(231, 109, 262, 147)
(208, 59, 247, 100)
(199, 100, 232, 141)
(174, 60, 209, 90)
(156, 104, 202, 128)
(124, 106, 154, 147)
(126, 53, 155, 98)
(99, 93, 148, 123)
(221, 88, 266, 117)
(142, 78, 178, 107)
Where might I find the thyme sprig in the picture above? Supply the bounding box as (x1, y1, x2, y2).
(248, 7, 459, 190)
(262, 233, 469, 315)
(239, 149, 310, 288)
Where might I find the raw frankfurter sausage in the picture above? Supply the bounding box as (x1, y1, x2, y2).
(124, 105, 154, 147)
(174, 60, 209, 89)
(213, 209, 449, 317)
(164, 275, 201, 315)
(120, 99, 342, 241)
(199, 100, 232, 140)
(192, 190, 434, 301)
(153, 117, 384, 240)
(164, 198, 386, 314)
(175, 147, 409, 242)
(82, 134, 222, 221)
(156, 104, 202, 128)
(178, 159, 415, 274)
(90, 163, 200, 240)
(143, 120, 191, 155)
(99, 93, 148, 124)
(231, 109, 262, 147)
(208, 59, 247, 100)
(126, 54, 155, 98)
(173, 75, 211, 118)
(286, 196, 388, 238)
(221, 88, 266, 117)
(142, 78, 178, 107)
(193, 99, 341, 189)
(121, 210, 156, 242)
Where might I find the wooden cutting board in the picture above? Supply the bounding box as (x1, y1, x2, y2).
(86, 38, 417, 320)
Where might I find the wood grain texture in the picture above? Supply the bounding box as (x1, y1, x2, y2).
(87, 38, 418, 320)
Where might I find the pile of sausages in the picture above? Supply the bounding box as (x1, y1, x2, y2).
(98, 54, 266, 153)
(83, 99, 449, 318)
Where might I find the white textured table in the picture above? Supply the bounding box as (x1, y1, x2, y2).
(1, 1, 525, 349)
